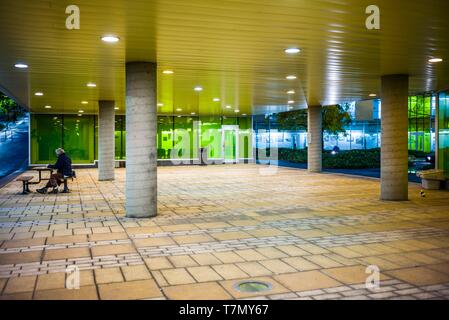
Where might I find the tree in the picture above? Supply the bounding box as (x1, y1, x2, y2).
(322, 103, 352, 136)
(0, 92, 24, 121)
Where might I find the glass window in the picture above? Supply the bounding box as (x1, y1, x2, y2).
(157, 116, 174, 159)
(439, 92, 449, 174)
(63, 115, 96, 163)
(30, 114, 63, 164)
(200, 116, 222, 159)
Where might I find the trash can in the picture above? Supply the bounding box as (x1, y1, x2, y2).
(200, 148, 208, 166)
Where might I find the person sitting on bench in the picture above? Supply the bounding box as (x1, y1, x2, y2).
(37, 148, 73, 194)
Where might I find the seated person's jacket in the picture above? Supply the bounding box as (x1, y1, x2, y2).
(48, 153, 73, 177)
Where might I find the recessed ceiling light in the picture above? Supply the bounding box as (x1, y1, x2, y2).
(287, 90, 295, 94)
(242, 113, 247, 116)
(78, 110, 84, 113)
(286, 75, 297, 80)
(78, 114, 83, 117)
(225, 105, 232, 109)
(162, 70, 174, 74)
(429, 58, 443, 63)
(87, 83, 96, 87)
(191, 112, 196, 115)
(101, 35, 120, 43)
(285, 48, 301, 54)
(14, 63, 28, 69)
(44, 105, 52, 109)
(194, 86, 203, 92)
(177, 115, 182, 118)
(81, 101, 88, 104)
(35, 92, 44, 96)
(369, 93, 377, 97)
(234, 110, 240, 113)
(213, 98, 220, 102)
(157, 103, 164, 107)
(288, 100, 295, 104)
(114, 107, 119, 110)
(176, 108, 182, 112)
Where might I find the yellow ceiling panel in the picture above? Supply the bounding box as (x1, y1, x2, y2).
(0, 0, 448, 115)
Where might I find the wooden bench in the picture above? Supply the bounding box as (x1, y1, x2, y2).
(16, 176, 34, 194)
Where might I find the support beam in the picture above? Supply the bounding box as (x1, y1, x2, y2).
(381, 74, 409, 201)
(125, 62, 158, 218)
(307, 105, 322, 173)
(98, 101, 115, 181)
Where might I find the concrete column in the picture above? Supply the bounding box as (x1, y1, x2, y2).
(125, 62, 157, 218)
(435, 93, 439, 170)
(381, 74, 409, 201)
(307, 105, 322, 172)
(98, 101, 115, 181)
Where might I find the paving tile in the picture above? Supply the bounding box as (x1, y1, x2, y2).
(211, 231, 252, 241)
(168, 255, 198, 268)
(212, 264, 249, 280)
(322, 265, 390, 285)
(36, 272, 66, 291)
(144, 257, 173, 270)
(44, 247, 90, 261)
(190, 253, 222, 265)
(0, 251, 42, 265)
(172, 234, 214, 245)
(164, 282, 232, 300)
(4, 276, 37, 294)
(161, 268, 196, 285)
(236, 262, 272, 277)
(235, 249, 267, 261)
(304, 255, 343, 268)
(213, 252, 246, 264)
(282, 256, 320, 271)
(255, 247, 288, 259)
(98, 279, 162, 300)
(121, 265, 152, 281)
(134, 237, 175, 247)
(274, 271, 342, 292)
(259, 259, 296, 274)
(91, 244, 136, 256)
(386, 267, 449, 286)
(187, 266, 223, 282)
(94, 267, 124, 284)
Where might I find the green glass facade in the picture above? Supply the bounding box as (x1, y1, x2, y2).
(31, 114, 253, 164)
(408, 94, 435, 153)
(439, 91, 449, 174)
(30, 114, 96, 164)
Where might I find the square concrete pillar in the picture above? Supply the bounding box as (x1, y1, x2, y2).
(307, 105, 322, 173)
(98, 101, 115, 181)
(125, 62, 158, 218)
(380, 74, 409, 201)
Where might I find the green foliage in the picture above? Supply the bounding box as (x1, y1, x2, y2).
(276, 104, 352, 135)
(273, 148, 381, 169)
(322, 103, 352, 136)
(0, 92, 21, 115)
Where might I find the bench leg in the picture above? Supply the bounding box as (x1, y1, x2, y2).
(21, 181, 29, 195)
(25, 182, 31, 193)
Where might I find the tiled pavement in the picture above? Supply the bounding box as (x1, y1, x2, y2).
(0, 164, 449, 300)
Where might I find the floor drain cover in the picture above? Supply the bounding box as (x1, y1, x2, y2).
(234, 281, 273, 293)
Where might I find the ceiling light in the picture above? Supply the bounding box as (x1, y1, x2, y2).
(429, 58, 443, 63)
(78, 110, 84, 113)
(369, 93, 377, 97)
(242, 114, 247, 116)
(44, 105, 52, 109)
(194, 86, 203, 92)
(287, 90, 295, 94)
(285, 48, 301, 54)
(81, 101, 88, 104)
(213, 98, 220, 102)
(87, 83, 96, 87)
(176, 108, 182, 112)
(288, 100, 295, 104)
(14, 63, 28, 69)
(286, 75, 297, 80)
(157, 103, 164, 107)
(78, 114, 83, 117)
(114, 107, 119, 110)
(101, 35, 120, 43)
(177, 115, 182, 118)
(234, 110, 240, 113)
(35, 92, 44, 96)
(191, 112, 196, 115)
(225, 105, 232, 109)
(162, 70, 174, 74)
